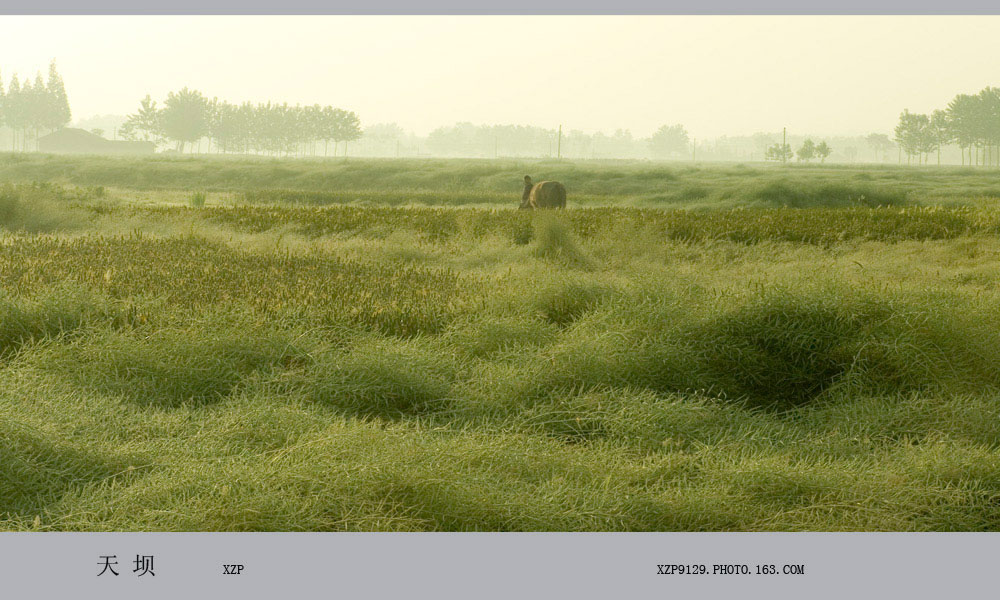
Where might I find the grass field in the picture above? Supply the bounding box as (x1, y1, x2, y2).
(3, 154, 1000, 531)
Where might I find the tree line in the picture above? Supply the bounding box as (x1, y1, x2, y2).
(895, 87, 1000, 166)
(0, 62, 71, 151)
(764, 139, 833, 163)
(423, 122, 692, 159)
(120, 88, 363, 156)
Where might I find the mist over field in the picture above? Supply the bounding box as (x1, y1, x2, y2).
(4, 16, 1000, 532)
(2, 16, 1000, 162)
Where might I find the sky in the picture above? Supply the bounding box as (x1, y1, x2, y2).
(1, 15, 999, 138)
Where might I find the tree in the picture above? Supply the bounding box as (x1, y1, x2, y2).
(0, 69, 5, 149)
(44, 61, 71, 132)
(815, 141, 832, 163)
(363, 122, 406, 144)
(796, 139, 816, 162)
(160, 88, 209, 152)
(26, 73, 47, 149)
(362, 122, 406, 155)
(928, 109, 951, 165)
(121, 95, 165, 145)
(647, 124, 690, 158)
(321, 107, 361, 156)
(978, 87, 1000, 167)
(765, 143, 793, 162)
(865, 133, 894, 162)
(946, 93, 979, 166)
(0, 61, 72, 152)
(5, 75, 21, 150)
(894, 110, 930, 165)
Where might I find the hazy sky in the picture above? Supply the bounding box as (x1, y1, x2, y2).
(2, 15, 1000, 138)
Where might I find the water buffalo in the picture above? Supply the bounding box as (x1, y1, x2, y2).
(520, 175, 566, 210)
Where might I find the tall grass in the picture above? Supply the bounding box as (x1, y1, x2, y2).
(4, 162, 1000, 531)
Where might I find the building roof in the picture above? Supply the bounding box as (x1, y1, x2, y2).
(38, 128, 155, 155)
(38, 128, 106, 145)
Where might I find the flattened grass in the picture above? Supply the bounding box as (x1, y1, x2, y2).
(3, 166, 1000, 531)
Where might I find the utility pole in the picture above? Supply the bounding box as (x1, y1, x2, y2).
(692, 138, 696, 161)
(782, 127, 787, 164)
(557, 125, 562, 160)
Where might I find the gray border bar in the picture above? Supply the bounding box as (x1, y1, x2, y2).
(1, 532, 997, 599)
(1, 1, 1000, 14)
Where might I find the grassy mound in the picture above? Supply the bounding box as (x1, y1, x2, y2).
(303, 338, 457, 419)
(0, 286, 120, 359)
(39, 324, 311, 408)
(727, 180, 909, 208)
(688, 288, 1000, 408)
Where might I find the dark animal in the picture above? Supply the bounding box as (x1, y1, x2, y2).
(519, 175, 566, 209)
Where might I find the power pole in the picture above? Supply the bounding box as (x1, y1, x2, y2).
(557, 125, 562, 160)
(782, 127, 787, 164)
(692, 138, 696, 161)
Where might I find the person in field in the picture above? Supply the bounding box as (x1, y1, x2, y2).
(522, 175, 534, 206)
(520, 175, 567, 209)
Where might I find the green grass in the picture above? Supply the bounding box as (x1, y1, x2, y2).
(5, 151, 1000, 208)
(3, 157, 1000, 531)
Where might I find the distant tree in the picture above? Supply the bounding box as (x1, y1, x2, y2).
(977, 87, 1000, 167)
(865, 133, 894, 162)
(610, 129, 635, 158)
(765, 143, 793, 162)
(5, 75, 21, 150)
(928, 109, 951, 165)
(0, 62, 72, 152)
(121, 95, 165, 145)
(647, 124, 690, 158)
(895, 110, 930, 165)
(364, 122, 406, 144)
(751, 132, 774, 160)
(26, 73, 47, 149)
(796, 139, 816, 162)
(0, 69, 5, 149)
(160, 88, 210, 152)
(44, 61, 71, 132)
(322, 107, 361, 156)
(815, 141, 832, 163)
(946, 93, 979, 166)
(361, 122, 406, 155)
(90, 128, 105, 138)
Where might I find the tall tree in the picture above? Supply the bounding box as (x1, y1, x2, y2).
(865, 133, 893, 162)
(44, 61, 71, 132)
(946, 93, 979, 166)
(978, 87, 1000, 167)
(894, 110, 930, 165)
(928, 109, 951, 165)
(27, 72, 46, 150)
(5, 75, 20, 150)
(815, 141, 832, 163)
(120, 94, 165, 144)
(160, 88, 209, 152)
(765, 143, 793, 162)
(796, 139, 816, 162)
(0, 69, 5, 149)
(647, 124, 690, 159)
